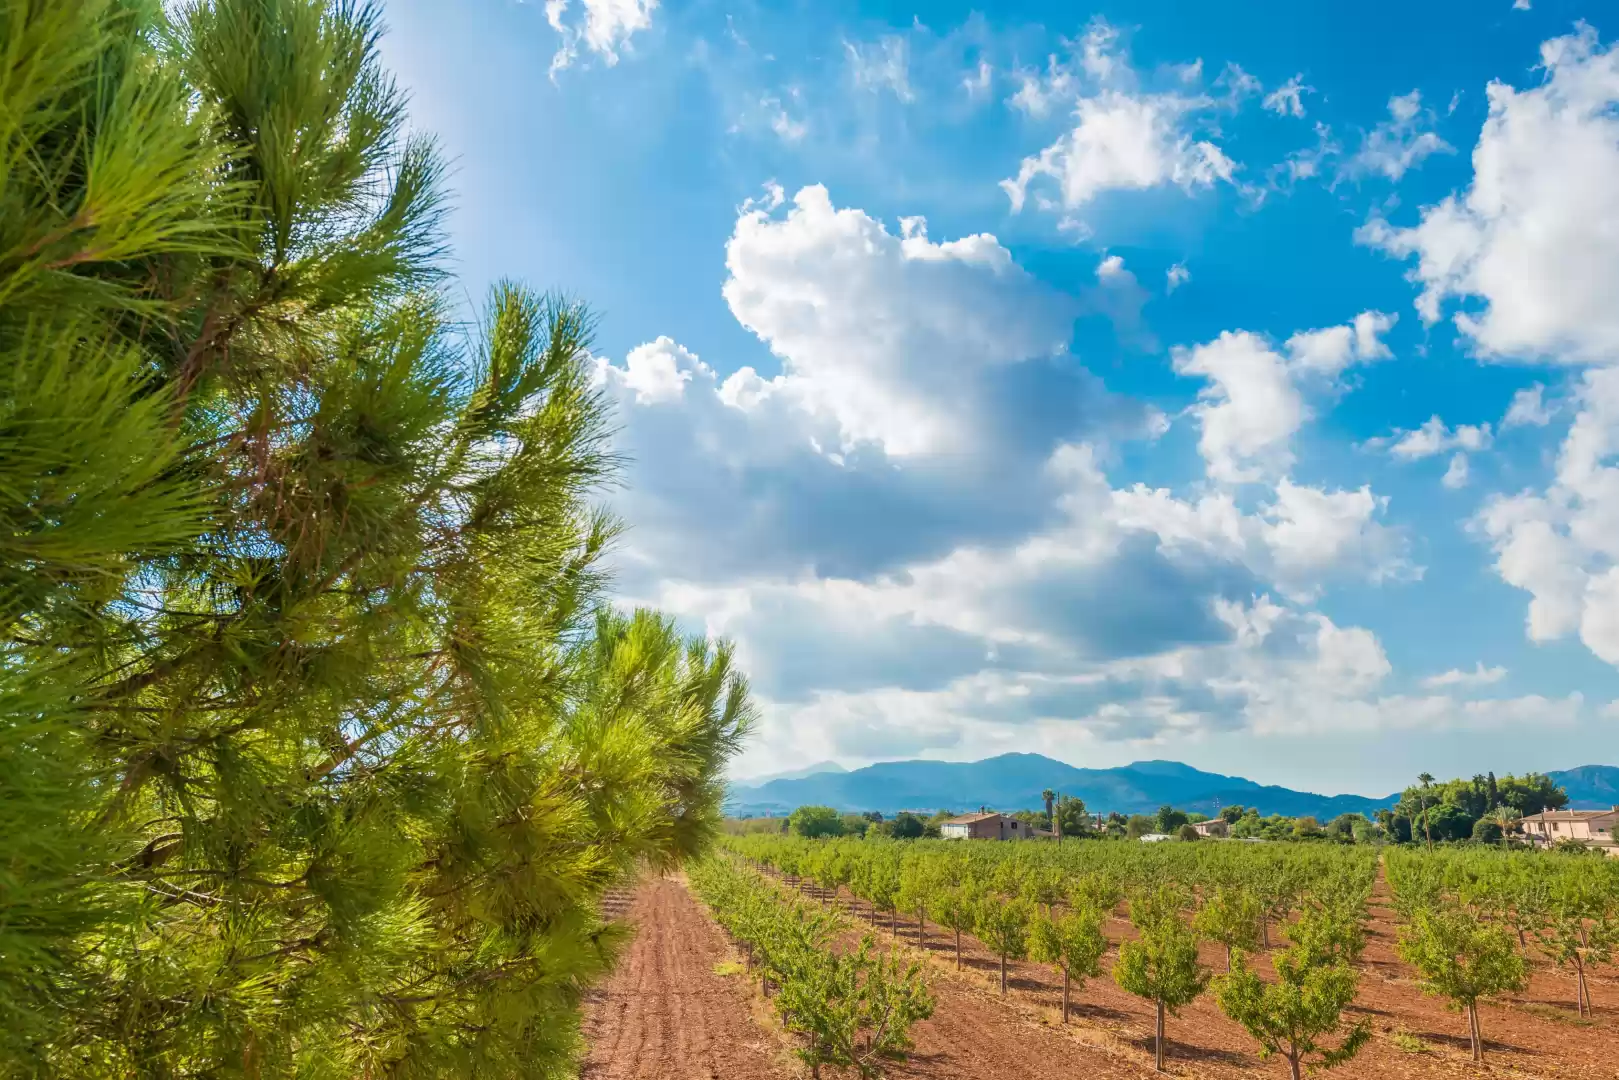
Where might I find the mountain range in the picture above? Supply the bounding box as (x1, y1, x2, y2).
(724, 753, 1619, 820)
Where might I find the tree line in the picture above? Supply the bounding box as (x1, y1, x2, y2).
(0, 2, 749, 1075)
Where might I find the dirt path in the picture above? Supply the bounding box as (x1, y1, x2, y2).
(579, 877, 796, 1080)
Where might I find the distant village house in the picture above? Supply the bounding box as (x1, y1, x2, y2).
(940, 810, 1041, 840)
(1519, 807, 1619, 856)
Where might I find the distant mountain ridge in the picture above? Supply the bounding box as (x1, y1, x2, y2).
(725, 753, 1619, 820)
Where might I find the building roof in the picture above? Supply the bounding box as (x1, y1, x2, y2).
(943, 811, 1010, 825)
(1521, 808, 1619, 822)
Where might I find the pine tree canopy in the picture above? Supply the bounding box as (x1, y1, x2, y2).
(0, 1, 753, 1076)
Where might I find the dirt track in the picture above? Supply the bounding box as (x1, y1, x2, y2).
(579, 877, 796, 1079)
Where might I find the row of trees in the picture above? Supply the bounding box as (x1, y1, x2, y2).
(0, 2, 750, 1075)
(688, 857, 934, 1078)
(734, 837, 1377, 1077)
(729, 833, 1619, 1070)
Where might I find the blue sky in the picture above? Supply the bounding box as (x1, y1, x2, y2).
(379, 0, 1619, 795)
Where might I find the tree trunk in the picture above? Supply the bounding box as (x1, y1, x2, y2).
(1062, 966, 1070, 1024)
(918, 909, 925, 948)
(1468, 1001, 1482, 1062)
(955, 925, 962, 970)
(1155, 1000, 1166, 1072)
(891, 908, 897, 937)
(1576, 955, 1588, 1017)
(1288, 1049, 1302, 1080)
(1261, 916, 1270, 949)
(1000, 951, 1008, 995)
(1226, 944, 1233, 973)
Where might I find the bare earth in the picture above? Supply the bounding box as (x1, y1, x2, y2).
(586, 873, 1619, 1079)
(579, 877, 796, 1080)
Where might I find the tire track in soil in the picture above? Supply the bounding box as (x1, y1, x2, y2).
(580, 876, 794, 1080)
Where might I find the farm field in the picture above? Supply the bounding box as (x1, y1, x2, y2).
(580, 838, 1619, 1079)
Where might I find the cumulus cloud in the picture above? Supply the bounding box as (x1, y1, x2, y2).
(1346, 90, 1453, 181)
(1384, 415, 1493, 459)
(1476, 368, 1619, 665)
(1359, 26, 1619, 362)
(546, 0, 657, 76)
(1166, 263, 1190, 292)
(1172, 311, 1397, 482)
(1504, 384, 1554, 428)
(722, 185, 1080, 457)
(1000, 18, 1240, 215)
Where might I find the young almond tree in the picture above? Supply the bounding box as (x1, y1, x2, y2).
(897, 860, 935, 949)
(1029, 905, 1109, 1022)
(1398, 904, 1528, 1062)
(974, 895, 1032, 995)
(1114, 887, 1210, 1073)
(1535, 904, 1616, 1017)
(1193, 886, 1264, 972)
(935, 885, 975, 970)
(1285, 899, 1368, 968)
(1215, 943, 1370, 1080)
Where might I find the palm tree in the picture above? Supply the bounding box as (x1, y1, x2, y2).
(1417, 773, 1436, 850)
(1042, 788, 1056, 825)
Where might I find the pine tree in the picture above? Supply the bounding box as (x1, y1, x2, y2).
(0, 2, 752, 1076)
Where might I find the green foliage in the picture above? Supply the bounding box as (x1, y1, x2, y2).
(1193, 886, 1263, 970)
(1054, 795, 1090, 837)
(1177, 823, 1200, 841)
(1155, 805, 1189, 833)
(888, 811, 926, 839)
(974, 895, 1031, 994)
(1397, 903, 1528, 1061)
(790, 805, 847, 838)
(0, 2, 752, 1075)
(691, 858, 934, 1079)
(1029, 903, 1107, 1019)
(1215, 948, 1370, 1080)
(1114, 886, 1208, 1071)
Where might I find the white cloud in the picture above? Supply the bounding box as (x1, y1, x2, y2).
(1175, 331, 1303, 483)
(963, 59, 993, 98)
(1442, 453, 1471, 489)
(1002, 91, 1236, 212)
(1504, 384, 1554, 428)
(1385, 415, 1493, 459)
(846, 36, 914, 102)
(1347, 90, 1452, 181)
(1263, 74, 1313, 118)
(1285, 310, 1397, 377)
(721, 185, 1076, 456)
(1000, 18, 1239, 215)
(612, 336, 702, 404)
(1477, 368, 1619, 664)
(1173, 311, 1396, 483)
(1514, 0, 1531, 9)
(1421, 662, 1508, 689)
(1359, 27, 1619, 362)
(546, 0, 657, 76)
(1166, 263, 1190, 292)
